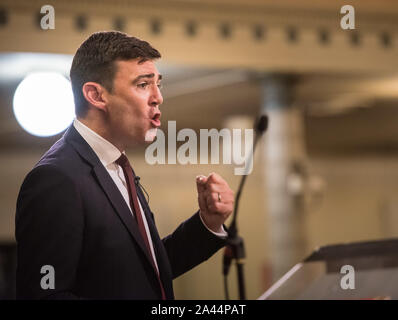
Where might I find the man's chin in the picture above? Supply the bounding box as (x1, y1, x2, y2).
(124, 128, 158, 148)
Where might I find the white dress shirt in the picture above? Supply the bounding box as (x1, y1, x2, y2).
(73, 119, 227, 272)
(73, 119, 162, 273)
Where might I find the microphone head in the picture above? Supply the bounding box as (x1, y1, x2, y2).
(256, 115, 268, 134)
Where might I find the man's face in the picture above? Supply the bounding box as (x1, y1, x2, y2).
(104, 59, 163, 148)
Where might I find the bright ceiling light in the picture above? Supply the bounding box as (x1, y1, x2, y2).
(13, 72, 75, 137)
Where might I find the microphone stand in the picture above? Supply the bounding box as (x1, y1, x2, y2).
(223, 115, 268, 300)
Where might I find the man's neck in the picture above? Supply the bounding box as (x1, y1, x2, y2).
(76, 117, 125, 152)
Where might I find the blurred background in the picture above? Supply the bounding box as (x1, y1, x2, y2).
(1, 0, 398, 299)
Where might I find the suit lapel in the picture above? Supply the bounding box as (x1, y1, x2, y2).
(92, 165, 154, 266)
(63, 125, 155, 268)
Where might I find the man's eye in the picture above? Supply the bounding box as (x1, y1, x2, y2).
(157, 83, 163, 89)
(138, 82, 148, 88)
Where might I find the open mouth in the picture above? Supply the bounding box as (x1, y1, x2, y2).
(150, 113, 161, 127)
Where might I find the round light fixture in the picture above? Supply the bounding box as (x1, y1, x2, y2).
(13, 72, 75, 137)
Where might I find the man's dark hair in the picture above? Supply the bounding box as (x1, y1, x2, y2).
(70, 31, 161, 117)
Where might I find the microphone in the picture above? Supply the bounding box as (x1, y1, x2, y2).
(134, 176, 140, 185)
(255, 114, 268, 134)
(227, 114, 268, 231)
(222, 114, 269, 300)
(134, 176, 150, 204)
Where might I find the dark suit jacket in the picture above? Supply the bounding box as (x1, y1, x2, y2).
(15, 125, 225, 299)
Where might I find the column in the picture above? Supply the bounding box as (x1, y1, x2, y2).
(261, 74, 309, 281)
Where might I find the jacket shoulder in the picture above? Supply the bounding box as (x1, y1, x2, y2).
(33, 135, 90, 179)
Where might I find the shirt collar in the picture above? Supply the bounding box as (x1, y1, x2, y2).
(73, 118, 122, 167)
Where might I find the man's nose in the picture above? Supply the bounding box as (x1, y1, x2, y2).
(150, 85, 163, 107)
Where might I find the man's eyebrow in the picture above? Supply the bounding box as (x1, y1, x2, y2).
(132, 73, 163, 82)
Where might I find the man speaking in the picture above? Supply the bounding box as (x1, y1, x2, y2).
(15, 31, 234, 299)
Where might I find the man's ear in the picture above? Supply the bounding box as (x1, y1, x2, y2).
(82, 82, 108, 112)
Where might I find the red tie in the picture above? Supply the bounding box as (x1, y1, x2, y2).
(116, 154, 166, 300)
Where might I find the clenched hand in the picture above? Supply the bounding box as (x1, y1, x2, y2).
(196, 173, 234, 233)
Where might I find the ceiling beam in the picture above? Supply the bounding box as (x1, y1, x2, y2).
(0, 0, 397, 73)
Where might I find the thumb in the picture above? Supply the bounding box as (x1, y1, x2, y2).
(196, 175, 207, 194)
(196, 175, 208, 214)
